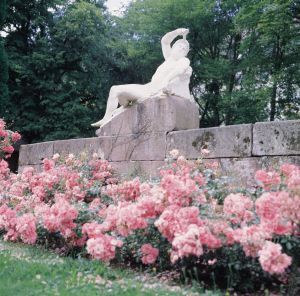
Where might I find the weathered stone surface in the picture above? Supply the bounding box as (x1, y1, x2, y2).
(253, 120, 300, 156)
(17, 120, 300, 188)
(96, 95, 199, 137)
(53, 137, 112, 159)
(166, 124, 252, 159)
(111, 156, 300, 184)
(107, 132, 166, 161)
(204, 155, 300, 187)
(19, 132, 166, 166)
(110, 161, 165, 179)
(203, 158, 260, 187)
(18, 155, 300, 186)
(114, 156, 300, 185)
(19, 141, 54, 165)
(254, 155, 300, 169)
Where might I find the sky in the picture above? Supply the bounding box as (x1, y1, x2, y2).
(105, 0, 132, 16)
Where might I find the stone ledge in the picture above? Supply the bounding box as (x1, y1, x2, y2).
(18, 155, 300, 187)
(96, 95, 199, 137)
(19, 141, 54, 166)
(253, 120, 300, 156)
(53, 133, 166, 162)
(106, 132, 166, 161)
(53, 137, 110, 159)
(17, 120, 300, 187)
(110, 160, 165, 180)
(166, 124, 252, 159)
(20, 133, 167, 164)
(204, 155, 300, 187)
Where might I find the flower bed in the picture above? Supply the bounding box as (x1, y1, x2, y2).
(0, 119, 299, 293)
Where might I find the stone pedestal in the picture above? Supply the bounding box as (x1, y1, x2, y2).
(92, 95, 199, 165)
(96, 95, 199, 137)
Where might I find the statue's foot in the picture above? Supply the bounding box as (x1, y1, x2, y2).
(91, 120, 103, 127)
(92, 108, 126, 128)
(91, 114, 114, 128)
(111, 106, 125, 116)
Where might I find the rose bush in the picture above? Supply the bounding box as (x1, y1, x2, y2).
(0, 119, 21, 159)
(0, 119, 299, 293)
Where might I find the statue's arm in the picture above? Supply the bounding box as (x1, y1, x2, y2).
(161, 28, 189, 60)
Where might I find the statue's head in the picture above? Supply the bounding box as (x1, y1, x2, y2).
(171, 39, 189, 60)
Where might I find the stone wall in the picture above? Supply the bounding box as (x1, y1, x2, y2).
(19, 120, 300, 185)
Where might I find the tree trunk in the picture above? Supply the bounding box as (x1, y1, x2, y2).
(210, 80, 221, 126)
(270, 81, 277, 121)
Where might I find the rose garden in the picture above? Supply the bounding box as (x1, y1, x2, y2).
(1, 1, 300, 295)
(1, 114, 300, 295)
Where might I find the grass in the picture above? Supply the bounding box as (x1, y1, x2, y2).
(0, 240, 221, 296)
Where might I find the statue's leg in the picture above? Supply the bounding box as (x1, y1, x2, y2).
(91, 86, 120, 127)
(104, 86, 119, 116)
(117, 84, 149, 106)
(92, 84, 150, 127)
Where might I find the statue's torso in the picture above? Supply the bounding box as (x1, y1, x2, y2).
(151, 58, 185, 84)
(148, 58, 192, 99)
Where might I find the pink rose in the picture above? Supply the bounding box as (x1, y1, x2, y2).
(141, 244, 159, 264)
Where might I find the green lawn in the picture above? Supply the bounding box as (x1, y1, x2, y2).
(0, 241, 221, 296)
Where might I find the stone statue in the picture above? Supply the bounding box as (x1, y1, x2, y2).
(92, 28, 193, 128)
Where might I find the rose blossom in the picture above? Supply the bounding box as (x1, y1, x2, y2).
(86, 234, 123, 262)
(258, 241, 291, 274)
(140, 244, 159, 264)
(255, 169, 281, 189)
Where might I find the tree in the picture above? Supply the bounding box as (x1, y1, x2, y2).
(28, 0, 113, 141)
(2, 0, 299, 144)
(4, 0, 114, 142)
(0, 0, 9, 117)
(236, 0, 300, 121)
(115, 0, 300, 126)
(114, 0, 262, 126)
(3, 0, 64, 140)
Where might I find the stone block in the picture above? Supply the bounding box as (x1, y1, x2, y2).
(19, 141, 54, 165)
(166, 124, 252, 159)
(110, 160, 165, 180)
(107, 132, 166, 161)
(53, 133, 167, 162)
(18, 132, 167, 167)
(96, 95, 199, 137)
(254, 155, 300, 169)
(203, 155, 300, 188)
(53, 137, 112, 159)
(224, 156, 299, 186)
(203, 158, 260, 188)
(253, 120, 300, 156)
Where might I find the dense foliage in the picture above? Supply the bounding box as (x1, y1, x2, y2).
(1, 119, 300, 294)
(0, 0, 299, 143)
(0, 0, 9, 117)
(118, 0, 300, 126)
(2, 0, 114, 142)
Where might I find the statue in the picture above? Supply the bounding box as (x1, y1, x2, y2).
(92, 28, 193, 128)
